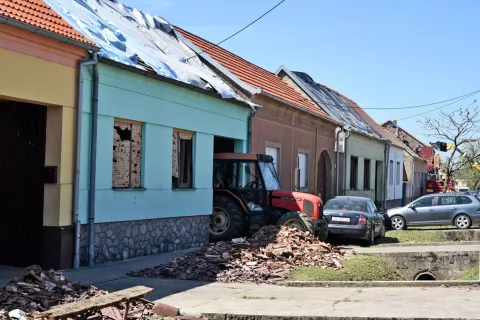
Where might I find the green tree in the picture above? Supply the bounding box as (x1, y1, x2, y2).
(454, 142, 480, 190)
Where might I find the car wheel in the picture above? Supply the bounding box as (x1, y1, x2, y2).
(454, 214, 472, 229)
(365, 225, 375, 247)
(390, 216, 406, 230)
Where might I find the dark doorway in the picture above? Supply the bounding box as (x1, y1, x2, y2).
(0, 101, 46, 266)
(317, 150, 332, 203)
(214, 137, 235, 153)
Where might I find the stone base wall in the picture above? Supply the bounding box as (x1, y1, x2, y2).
(79, 215, 209, 265)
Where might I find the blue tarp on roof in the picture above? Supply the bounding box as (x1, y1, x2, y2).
(292, 71, 380, 138)
(44, 0, 246, 102)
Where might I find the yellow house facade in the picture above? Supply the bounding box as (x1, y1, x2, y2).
(0, 17, 94, 268)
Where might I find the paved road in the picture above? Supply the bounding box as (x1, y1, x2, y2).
(354, 244, 480, 254)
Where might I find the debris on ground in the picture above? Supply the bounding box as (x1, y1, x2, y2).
(128, 225, 350, 284)
(0, 265, 106, 314)
(0, 266, 204, 320)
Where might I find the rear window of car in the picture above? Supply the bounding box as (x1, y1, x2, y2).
(459, 188, 469, 192)
(324, 199, 368, 212)
(457, 196, 473, 204)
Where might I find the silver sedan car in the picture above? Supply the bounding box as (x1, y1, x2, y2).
(387, 193, 480, 230)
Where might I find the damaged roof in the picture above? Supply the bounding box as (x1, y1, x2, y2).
(175, 26, 333, 121)
(277, 67, 381, 138)
(0, 0, 94, 45)
(43, 0, 250, 103)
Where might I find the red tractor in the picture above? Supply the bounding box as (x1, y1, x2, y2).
(211, 153, 328, 241)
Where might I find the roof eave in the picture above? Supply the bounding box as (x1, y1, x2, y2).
(0, 14, 100, 52)
(99, 57, 255, 110)
(256, 89, 341, 126)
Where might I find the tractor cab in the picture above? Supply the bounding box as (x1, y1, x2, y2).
(211, 153, 328, 242)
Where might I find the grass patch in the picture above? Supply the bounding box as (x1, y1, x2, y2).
(458, 267, 480, 280)
(376, 230, 444, 244)
(288, 254, 405, 281)
(242, 295, 276, 300)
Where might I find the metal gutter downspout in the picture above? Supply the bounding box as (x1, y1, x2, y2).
(73, 53, 98, 269)
(88, 58, 100, 267)
(343, 129, 351, 196)
(247, 105, 258, 153)
(383, 140, 392, 211)
(334, 127, 343, 196)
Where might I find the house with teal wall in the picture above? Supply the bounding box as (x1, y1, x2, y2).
(47, 0, 253, 265)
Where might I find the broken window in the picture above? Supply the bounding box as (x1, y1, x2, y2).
(172, 130, 194, 189)
(112, 120, 142, 188)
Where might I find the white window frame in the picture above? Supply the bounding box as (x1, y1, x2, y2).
(265, 146, 279, 173)
(389, 160, 394, 186)
(298, 152, 308, 189)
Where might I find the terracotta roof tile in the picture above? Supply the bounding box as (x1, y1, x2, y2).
(0, 0, 94, 45)
(175, 26, 333, 120)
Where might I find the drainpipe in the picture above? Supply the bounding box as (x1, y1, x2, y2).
(383, 140, 392, 211)
(343, 129, 351, 196)
(73, 53, 98, 269)
(88, 58, 100, 267)
(247, 105, 258, 153)
(334, 127, 343, 196)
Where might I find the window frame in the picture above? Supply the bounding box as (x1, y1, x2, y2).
(265, 145, 280, 173)
(112, 119, 143, 189)
(364, 159, 371, 190)
(389, 160, 394, 186)
(172, 129, 194, 190)
(396, 161, 401, 185)
(350, 156, 358, 190)
(298, 152, 308, 189)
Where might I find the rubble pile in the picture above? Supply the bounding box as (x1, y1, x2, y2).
(0, 265, 106, 313)
(128, 225, 348, 284)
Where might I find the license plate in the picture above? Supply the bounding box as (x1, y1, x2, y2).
(332, 217, 350, 222)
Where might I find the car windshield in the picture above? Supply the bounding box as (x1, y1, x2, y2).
(324, 198, 368, 212)
(258, 161, 281, 190)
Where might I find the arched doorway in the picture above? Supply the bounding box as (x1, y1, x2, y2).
(317, 150, 332, 203)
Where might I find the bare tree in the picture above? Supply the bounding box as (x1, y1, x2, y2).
(419, 105, 480, 192)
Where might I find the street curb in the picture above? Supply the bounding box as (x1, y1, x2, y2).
(203, 314, 479, 320)
(283, 280, 480, 287)
(375, 241, 480, 247)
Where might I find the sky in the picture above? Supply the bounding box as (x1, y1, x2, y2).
(121, 0, 480, 145)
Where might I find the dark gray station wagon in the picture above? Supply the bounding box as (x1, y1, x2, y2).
(387, 193, 480, 230)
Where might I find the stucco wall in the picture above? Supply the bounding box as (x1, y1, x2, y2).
(345, 132, 385, 202)
(0, 25, 85, 227)
(251, 94, 337, 200)
(79, 63, 250, 224)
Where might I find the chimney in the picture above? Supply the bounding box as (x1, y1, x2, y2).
(393, 120, 399, 137)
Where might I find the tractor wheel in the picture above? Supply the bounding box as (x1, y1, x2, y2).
(316, 216, 329, 242)
(277, 211, 315, 234)
(210, 196, 245, 242)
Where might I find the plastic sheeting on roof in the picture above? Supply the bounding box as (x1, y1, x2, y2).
(292, 71, 380, 138)
(44, 0, 247, 102)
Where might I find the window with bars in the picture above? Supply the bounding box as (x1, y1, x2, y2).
(364, 159, 370, 190)
(350, 156, 358, 190)
(172, 130, 194, 189)
(112, 120, 142, 188)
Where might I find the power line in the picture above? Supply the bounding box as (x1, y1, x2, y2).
(300, 89, 480, 110)
(185, 0, 285, 62)
(398, 93, 477, 121)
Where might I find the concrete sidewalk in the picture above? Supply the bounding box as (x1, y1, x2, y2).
(158, 281, 480, 318)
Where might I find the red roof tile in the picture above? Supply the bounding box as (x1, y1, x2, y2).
(0, 0, 94, 45)
(175, 26, 332, 120)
